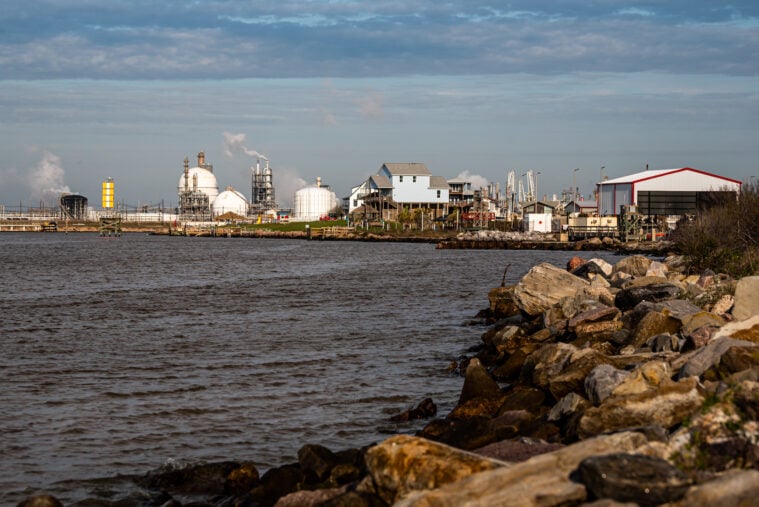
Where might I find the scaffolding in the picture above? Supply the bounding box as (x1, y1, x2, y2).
(251, 158, 276, 213)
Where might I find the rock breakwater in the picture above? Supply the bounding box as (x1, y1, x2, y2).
(21, 255, 759, 507)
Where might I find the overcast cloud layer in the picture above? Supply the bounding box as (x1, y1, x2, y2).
(1, 1, 758, 207)
(2, 1, 759, 80)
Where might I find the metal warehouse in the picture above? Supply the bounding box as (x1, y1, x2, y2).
(597, 167, 742, 216)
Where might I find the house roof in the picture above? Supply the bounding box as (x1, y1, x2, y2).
(429, 176, 449, 189)
(568, 200, 598, 208)
(600, 167, 743, 186)
(382, 163, 431, 176)
(369, 174, 393, 188)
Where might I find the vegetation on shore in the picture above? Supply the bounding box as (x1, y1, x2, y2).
(672, 181, 759, 276)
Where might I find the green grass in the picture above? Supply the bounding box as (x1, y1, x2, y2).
(234, 220, 348, 232)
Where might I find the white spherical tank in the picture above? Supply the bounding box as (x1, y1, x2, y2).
(212, 187, 249, 217)
(177, 167, 219, 203)
(293, 185, 338, 221)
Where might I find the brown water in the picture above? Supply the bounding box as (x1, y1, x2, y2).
(0, 233, 621, 504)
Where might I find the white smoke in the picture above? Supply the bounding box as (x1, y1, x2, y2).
(223, 132, 268, 161)
(455, 170, 489, 191)
(28, 151, 70, 203)
(274, 167, 308, 209)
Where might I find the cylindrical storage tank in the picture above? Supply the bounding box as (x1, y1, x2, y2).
(293, 186, 338, 221)
(102, 178, 114, 209)
(212, 187, 249, 217)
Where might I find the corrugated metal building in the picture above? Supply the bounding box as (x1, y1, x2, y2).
(598, 167, 742, 216)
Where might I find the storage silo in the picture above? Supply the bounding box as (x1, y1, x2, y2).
(293, 177, 339, 221)
(212, 186, 249, 217)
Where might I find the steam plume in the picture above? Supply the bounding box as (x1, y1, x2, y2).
(223, 132, 268, 161)
(455, 170, 489, 191)
(29, 151, 70, 203)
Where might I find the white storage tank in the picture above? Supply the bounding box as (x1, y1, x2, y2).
(293, 177, 339, 221)
(177, 152, 219, 205)
(212, 186, 249, 217)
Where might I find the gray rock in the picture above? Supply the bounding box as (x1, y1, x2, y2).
(584, 365, 630, 406)
(615, 283, 682, 311)
(647, 333, 680, 352)
(548, 392, 590, 422)
(678, 337, 758, 379)
(578, 453, 690, 506)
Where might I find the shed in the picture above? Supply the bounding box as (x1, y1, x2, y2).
(597, 167, 741, 216)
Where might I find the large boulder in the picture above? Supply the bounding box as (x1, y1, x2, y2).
(585, 364, 630, 406)
(487, 286, 520, 320)
(615, 283, 682, 311)
(578, 453, 690, 506)
(360, 435, 505, 505)
(578, 377, 703, 438)
(514, 263, 589, 316)
(629, 310, 681, 349)
(733, 276, 759, 321)
(675, 469, 759, 507)
(394, 432, 647, 507)
(678, 337, 759, 379)
(614, 255, 652, 277)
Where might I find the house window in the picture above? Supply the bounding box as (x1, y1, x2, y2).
(399, 176, 403, 182)
(353, 199, 358, 207)
(437, 190, 441, 198)
(413, 176, 417, 183)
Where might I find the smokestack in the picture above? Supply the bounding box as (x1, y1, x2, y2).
(198, 151, 205, 167)
(256, 158, 260, 175)
(317, 176, 322, 188)
(183, 157, 189, 191)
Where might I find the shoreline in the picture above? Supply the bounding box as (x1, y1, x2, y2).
(0, 224, 673, 254)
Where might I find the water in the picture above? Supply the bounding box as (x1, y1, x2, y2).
(0, 233, 621, 504)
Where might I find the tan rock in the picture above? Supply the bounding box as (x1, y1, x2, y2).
(578, 377, 703, 438)
(488, 286, 520, 319)
(614, 255, 652, 277)
(361, 435, 506, 505)
(675, 469, 759, 507)
(733, 276, 759, 321)
(514, 263, 589, 316)
(712, 315, 759, 343)
(630, 311, 681, 348)
(681, 311, 726, 337)
(611, 360, 671, 397)
(710, 294, 735, 317)
(575, 320, 624, 342)
(394, 432, 647, 507)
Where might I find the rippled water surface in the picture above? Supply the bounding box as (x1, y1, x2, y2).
(0, 233, 621, 503)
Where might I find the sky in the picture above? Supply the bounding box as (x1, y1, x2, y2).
(1, 1, 758, 209)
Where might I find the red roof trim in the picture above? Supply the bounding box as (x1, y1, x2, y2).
(629, 167, 743, 185)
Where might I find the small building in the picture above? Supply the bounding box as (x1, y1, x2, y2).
(564, 200, 598, 216)
(598, 167, 741, 216)
(521, 200, 557, 215)
(357, 163, 450, 221)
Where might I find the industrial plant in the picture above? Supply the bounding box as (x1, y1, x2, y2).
(0, 147, 748, 242)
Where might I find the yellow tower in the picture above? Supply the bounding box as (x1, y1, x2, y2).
(102, 177, 115, 209)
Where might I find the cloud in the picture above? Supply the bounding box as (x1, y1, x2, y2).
(358, 92, 384, 119)
(1, 1, 758, 79)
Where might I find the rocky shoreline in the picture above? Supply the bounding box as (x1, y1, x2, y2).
(19, 254, 759, 507)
